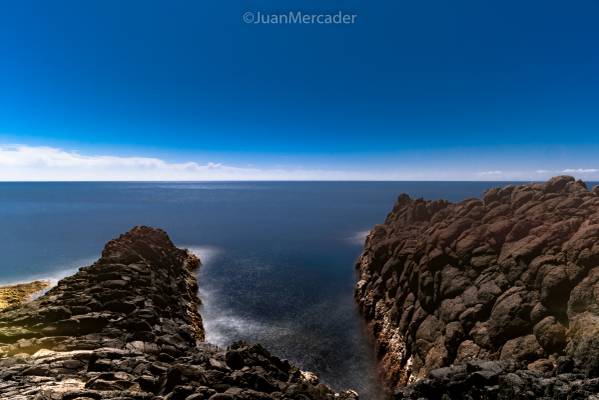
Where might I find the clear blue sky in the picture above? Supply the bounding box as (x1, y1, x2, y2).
(1, 0, 598, 180)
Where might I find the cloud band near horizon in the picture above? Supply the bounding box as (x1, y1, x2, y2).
(0, 145, 598, 182)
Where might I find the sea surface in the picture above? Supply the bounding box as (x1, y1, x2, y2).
(0, 181, 525, 398)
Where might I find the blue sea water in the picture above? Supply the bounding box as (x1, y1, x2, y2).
(0, 181, 521, 398)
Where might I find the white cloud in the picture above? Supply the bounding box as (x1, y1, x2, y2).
(477, 170, 503, 176)
(1, 144, 598, 181)
(532, 168, 599, 179)
(562, 168, 599, 174)
(0, 144, 383, 181)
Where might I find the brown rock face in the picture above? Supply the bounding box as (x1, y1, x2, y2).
(355, 176, 599, 393)
(0, 226, 357, 400)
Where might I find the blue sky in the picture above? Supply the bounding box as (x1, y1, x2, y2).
(1, 0, 598, 180)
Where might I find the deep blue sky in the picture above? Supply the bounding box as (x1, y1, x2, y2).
(1, 0, 598, 180)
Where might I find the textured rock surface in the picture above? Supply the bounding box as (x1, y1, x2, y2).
(0, 226, 358, 400)
(355, 176, 599, 398)
(0, 281, 49, 311)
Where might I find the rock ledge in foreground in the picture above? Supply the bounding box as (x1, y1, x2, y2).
(0, 226, 358, 400)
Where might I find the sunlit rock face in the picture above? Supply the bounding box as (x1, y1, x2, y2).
(0, 226, 358, 400)
(0, 281, 49, 311)
(356, 176, 599, 398)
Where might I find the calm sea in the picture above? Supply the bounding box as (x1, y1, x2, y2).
(0, 181, 527, 398)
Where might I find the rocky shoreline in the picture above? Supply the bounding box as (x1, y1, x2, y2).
(0, 281, 50, 311)
(355, 176, 599, 398)
(5, 176, 599, 399)
(0, 226, 358, 400)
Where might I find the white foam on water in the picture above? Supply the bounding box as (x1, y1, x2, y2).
(184, 245, 223, 265)
(0, 256, 97, 299)
(199, 285, 291, 347)
(0, 257, 95, 287)
(185, 244, 289, 348)
(347, 229, 371, 245)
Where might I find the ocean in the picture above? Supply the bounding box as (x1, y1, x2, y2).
(0, 181, 520, 398)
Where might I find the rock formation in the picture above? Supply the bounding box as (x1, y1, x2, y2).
(355, 176, 599, 398)
(0, 281, 49, 311)
(0, 226, 358, 400)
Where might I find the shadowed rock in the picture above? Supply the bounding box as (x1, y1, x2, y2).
(0, 226, 358, 400)
(355, 176, 599, 398)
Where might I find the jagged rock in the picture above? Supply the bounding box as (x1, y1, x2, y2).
(356, 176, 599, 397)
(0, 227, 358, 400)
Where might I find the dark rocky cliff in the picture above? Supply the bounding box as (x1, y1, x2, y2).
(0, 226, 358, 400)
(355, 176, 599, 398)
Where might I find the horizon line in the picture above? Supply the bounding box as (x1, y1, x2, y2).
(0, 178, 595, 183)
